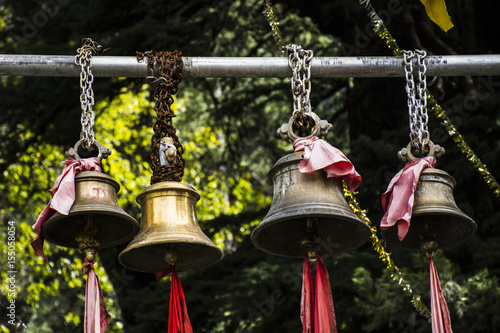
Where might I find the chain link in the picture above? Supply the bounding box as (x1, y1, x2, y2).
(75, 39, 103, 150)
(403, 49, 429, 151)
(286, 44, 313, 118)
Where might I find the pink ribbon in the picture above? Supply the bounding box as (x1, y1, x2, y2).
(429, 256, 453, 333)
(31, 158, 102, 260)
(293, 137, 361, 191)
(81, 259, 111, 333)
(380, 157, 436, 240)
(301, 255, 338, 333)
(157, 266, 193, 333)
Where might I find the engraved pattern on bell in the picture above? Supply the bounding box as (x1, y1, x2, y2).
(251, 152, 371, 258)
(382, 168, 477, 249)
(42, 171, 139, 248)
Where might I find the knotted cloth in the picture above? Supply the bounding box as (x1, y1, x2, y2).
(380, 157, 436, 240)
(293, 137, 361, 191)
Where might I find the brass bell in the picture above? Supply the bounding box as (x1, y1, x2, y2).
(118, 181, 223, 273)
(251, 152, 371, 258)
(382, 168, 477, 249)
(42, 171, 140, 248)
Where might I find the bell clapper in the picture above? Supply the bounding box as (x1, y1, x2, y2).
(300, 218, 320, 259)
(419, 222, 439, 258)
(76, 215, 100, 262)
(165, 247, 178, 266)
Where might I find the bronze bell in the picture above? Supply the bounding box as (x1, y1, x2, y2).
(382, 168, 477, 249)
(251, 152, 371, 258)
(42, 171, 140, 249)
(118, 181, 223, 273)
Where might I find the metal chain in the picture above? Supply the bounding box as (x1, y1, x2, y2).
(136, 50, 184, 184)
(403, 50, 429, 151)
(286, 44, 313, 118)
(75, 38, 103, 150)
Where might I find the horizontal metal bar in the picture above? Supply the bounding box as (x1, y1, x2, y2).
(0, 54, 499, 78)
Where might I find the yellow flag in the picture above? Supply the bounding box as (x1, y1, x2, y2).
(420, 0, 454, 32)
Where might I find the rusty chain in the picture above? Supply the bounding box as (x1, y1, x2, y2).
(137, 50, 184, 183)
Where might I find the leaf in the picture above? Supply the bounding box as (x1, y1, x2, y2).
(420, 0, 454, 32)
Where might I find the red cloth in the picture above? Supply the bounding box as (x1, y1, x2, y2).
(314, 255, 337, 333)
(380, 157, 436, 240)
(293, 137, 361, 191)
(301, 258, 314, 333)
(81, 259, 111, 333)
(31, 158, 102, 260)
(157, 266, 193, 333)
(429, 257, 453, 333)
(301, 255, 338, 333)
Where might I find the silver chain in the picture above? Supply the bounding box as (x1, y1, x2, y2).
(75, 44, 96, 150)
(286, 44, 313, 117)
(403, 49, 429, 151)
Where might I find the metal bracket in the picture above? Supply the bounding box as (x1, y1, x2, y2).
(277, 112, 332, 141)
(66, 139, 111, 160)
(398, 140, 445, 163)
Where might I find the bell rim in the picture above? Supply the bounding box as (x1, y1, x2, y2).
(118, 241, 223, 273)
(381, 212, 477, 249)
(42, 209, 139, 248)
(251, 211, 372, 258)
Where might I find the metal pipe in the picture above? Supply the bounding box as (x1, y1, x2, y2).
(1, 54, 500, 78)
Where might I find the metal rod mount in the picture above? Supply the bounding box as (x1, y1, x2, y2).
(1, 54, 499, 78)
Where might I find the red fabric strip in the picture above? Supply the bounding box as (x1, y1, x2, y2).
(380, 157, 436, 240)
(81, 259, 110, 333)
(301, 257, 314, 333)
(429, 257, 453, 333)
(314, 255, 337, 333)
(157, 266, 193, 333)
(293, 137, 361, 191)
(301, 255, 338, 333)
(31, 158, 102, 260)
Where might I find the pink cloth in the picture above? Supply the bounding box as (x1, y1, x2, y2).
(31, 158, 102, 260)
(429, 256, 453, 333)
(301, 255, 338, 333)
(81, 259, 111, 333)
(380, 157, 436, 240)
(293, 137, 361, 191)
